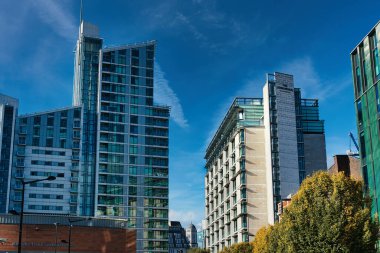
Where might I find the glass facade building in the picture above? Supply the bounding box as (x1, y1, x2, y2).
(351, 21, 380, 218)
(73, 21, 170, 253)
(3, 20, 169, 253)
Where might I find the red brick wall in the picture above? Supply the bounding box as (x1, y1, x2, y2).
(0, 224, 136, 253)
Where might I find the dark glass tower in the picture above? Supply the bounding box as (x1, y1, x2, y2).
(0, 94, 18, 213)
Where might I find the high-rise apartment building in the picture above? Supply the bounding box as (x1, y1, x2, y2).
(8, 107, 82, 214)
(204, 72, 326, 253)
(4, 20, 169, 253)
(351, 20, 380, 217)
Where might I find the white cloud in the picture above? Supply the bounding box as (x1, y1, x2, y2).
(31, 0, 77, 41)
(154, 63, 189, 128)
(279, 57, 351, 100)
(169, 209, 203, 230)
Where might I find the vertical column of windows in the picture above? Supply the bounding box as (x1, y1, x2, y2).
(98, 49, 128, 218)
(372, 33, 380, 79)
(354, 51, 362, 97)
(268, 82, 281, 218)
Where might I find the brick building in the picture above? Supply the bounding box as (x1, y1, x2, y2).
(0, 214, 135, 253)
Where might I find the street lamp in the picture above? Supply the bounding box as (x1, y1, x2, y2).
(62, 217, 92, 253)
(11, 175, 56, 253)
(54, 222, 60, 253)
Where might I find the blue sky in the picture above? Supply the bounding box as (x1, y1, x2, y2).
(0, 0, 379, 229)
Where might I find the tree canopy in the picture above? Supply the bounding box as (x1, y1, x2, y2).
(219, 242, 254, 253)
(187, 248, 210, 253)
(254, 171, 378, 253)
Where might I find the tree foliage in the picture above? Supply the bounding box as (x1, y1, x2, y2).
(252, 226, 271, 253)
(219, 242, 254, 253)
(187, 248, 210, 253)
(253, 171, 378, 253)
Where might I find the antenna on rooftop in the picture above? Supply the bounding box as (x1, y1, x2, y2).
(80, 0, 83, 24)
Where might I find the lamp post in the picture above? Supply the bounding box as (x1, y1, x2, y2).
(11, 176, 56, 253)
(54, 222, 60, 253)
(62, 217, 92, 253)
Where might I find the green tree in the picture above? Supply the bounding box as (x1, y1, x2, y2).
(268, 171, 378, 253)
(187, 248, 210, 253)
(219, 242, 254, 253)
(252, 226, 271, 253)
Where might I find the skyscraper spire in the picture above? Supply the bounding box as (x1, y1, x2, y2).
(80, 0, 83, 24)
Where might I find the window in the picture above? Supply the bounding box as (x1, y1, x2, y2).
(361, 47, 368, 90)
(360, 132, 366, 159)
(376, 85, 380, 114)
(47, 117, 54, 126)
(46, 138, 53, 147)
(357, 101, 363, 125)
(354, 52, 362, 95)
(130, 156, 137, 164)
(372, 33, 380, 78)
(32, 137, 39, 146)
(130, 125, 138, 134)
(130, 115, 138, 124)
(130, 135, 138, 144)
(239, 129, 244, 143)
(33, 116, 41, 125)
(362, 165, 369, 190)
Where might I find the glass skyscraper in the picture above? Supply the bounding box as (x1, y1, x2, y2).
(5, 20, 169, 253)
(351, 20, 380, 218)
(74, 20, 170, 252)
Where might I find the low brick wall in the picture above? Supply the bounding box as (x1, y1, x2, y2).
(0, 223, 136, 253)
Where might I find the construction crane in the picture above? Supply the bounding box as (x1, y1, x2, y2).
(347, 132, 360, 157)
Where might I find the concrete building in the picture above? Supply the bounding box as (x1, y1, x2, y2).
(4, 20, 169, 253)
(204, 72, 326, 253)
(186, 223, 198, 248)
(328, 155, 361, 179)
(351, 20, 380, 217)
(0, 94, 18, 213)
(169, 221, 190, 253)
(0, 214, 135, 253)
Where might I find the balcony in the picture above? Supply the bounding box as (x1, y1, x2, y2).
(16, 162, 25, 168)
(13, 196, 22, 202)
(19, 129, 27, 135)
(71, 155, 80, 160)
(70, 188, 79, 193)
(71, 166, 79, 171)
(70, 177, 79, 182)
(70, 198, 78, 204)
(73, 121, 81, 129)
(15, 172, 24, 179)
(16, 151, 25, 156)
(14, 184, 22, 190)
